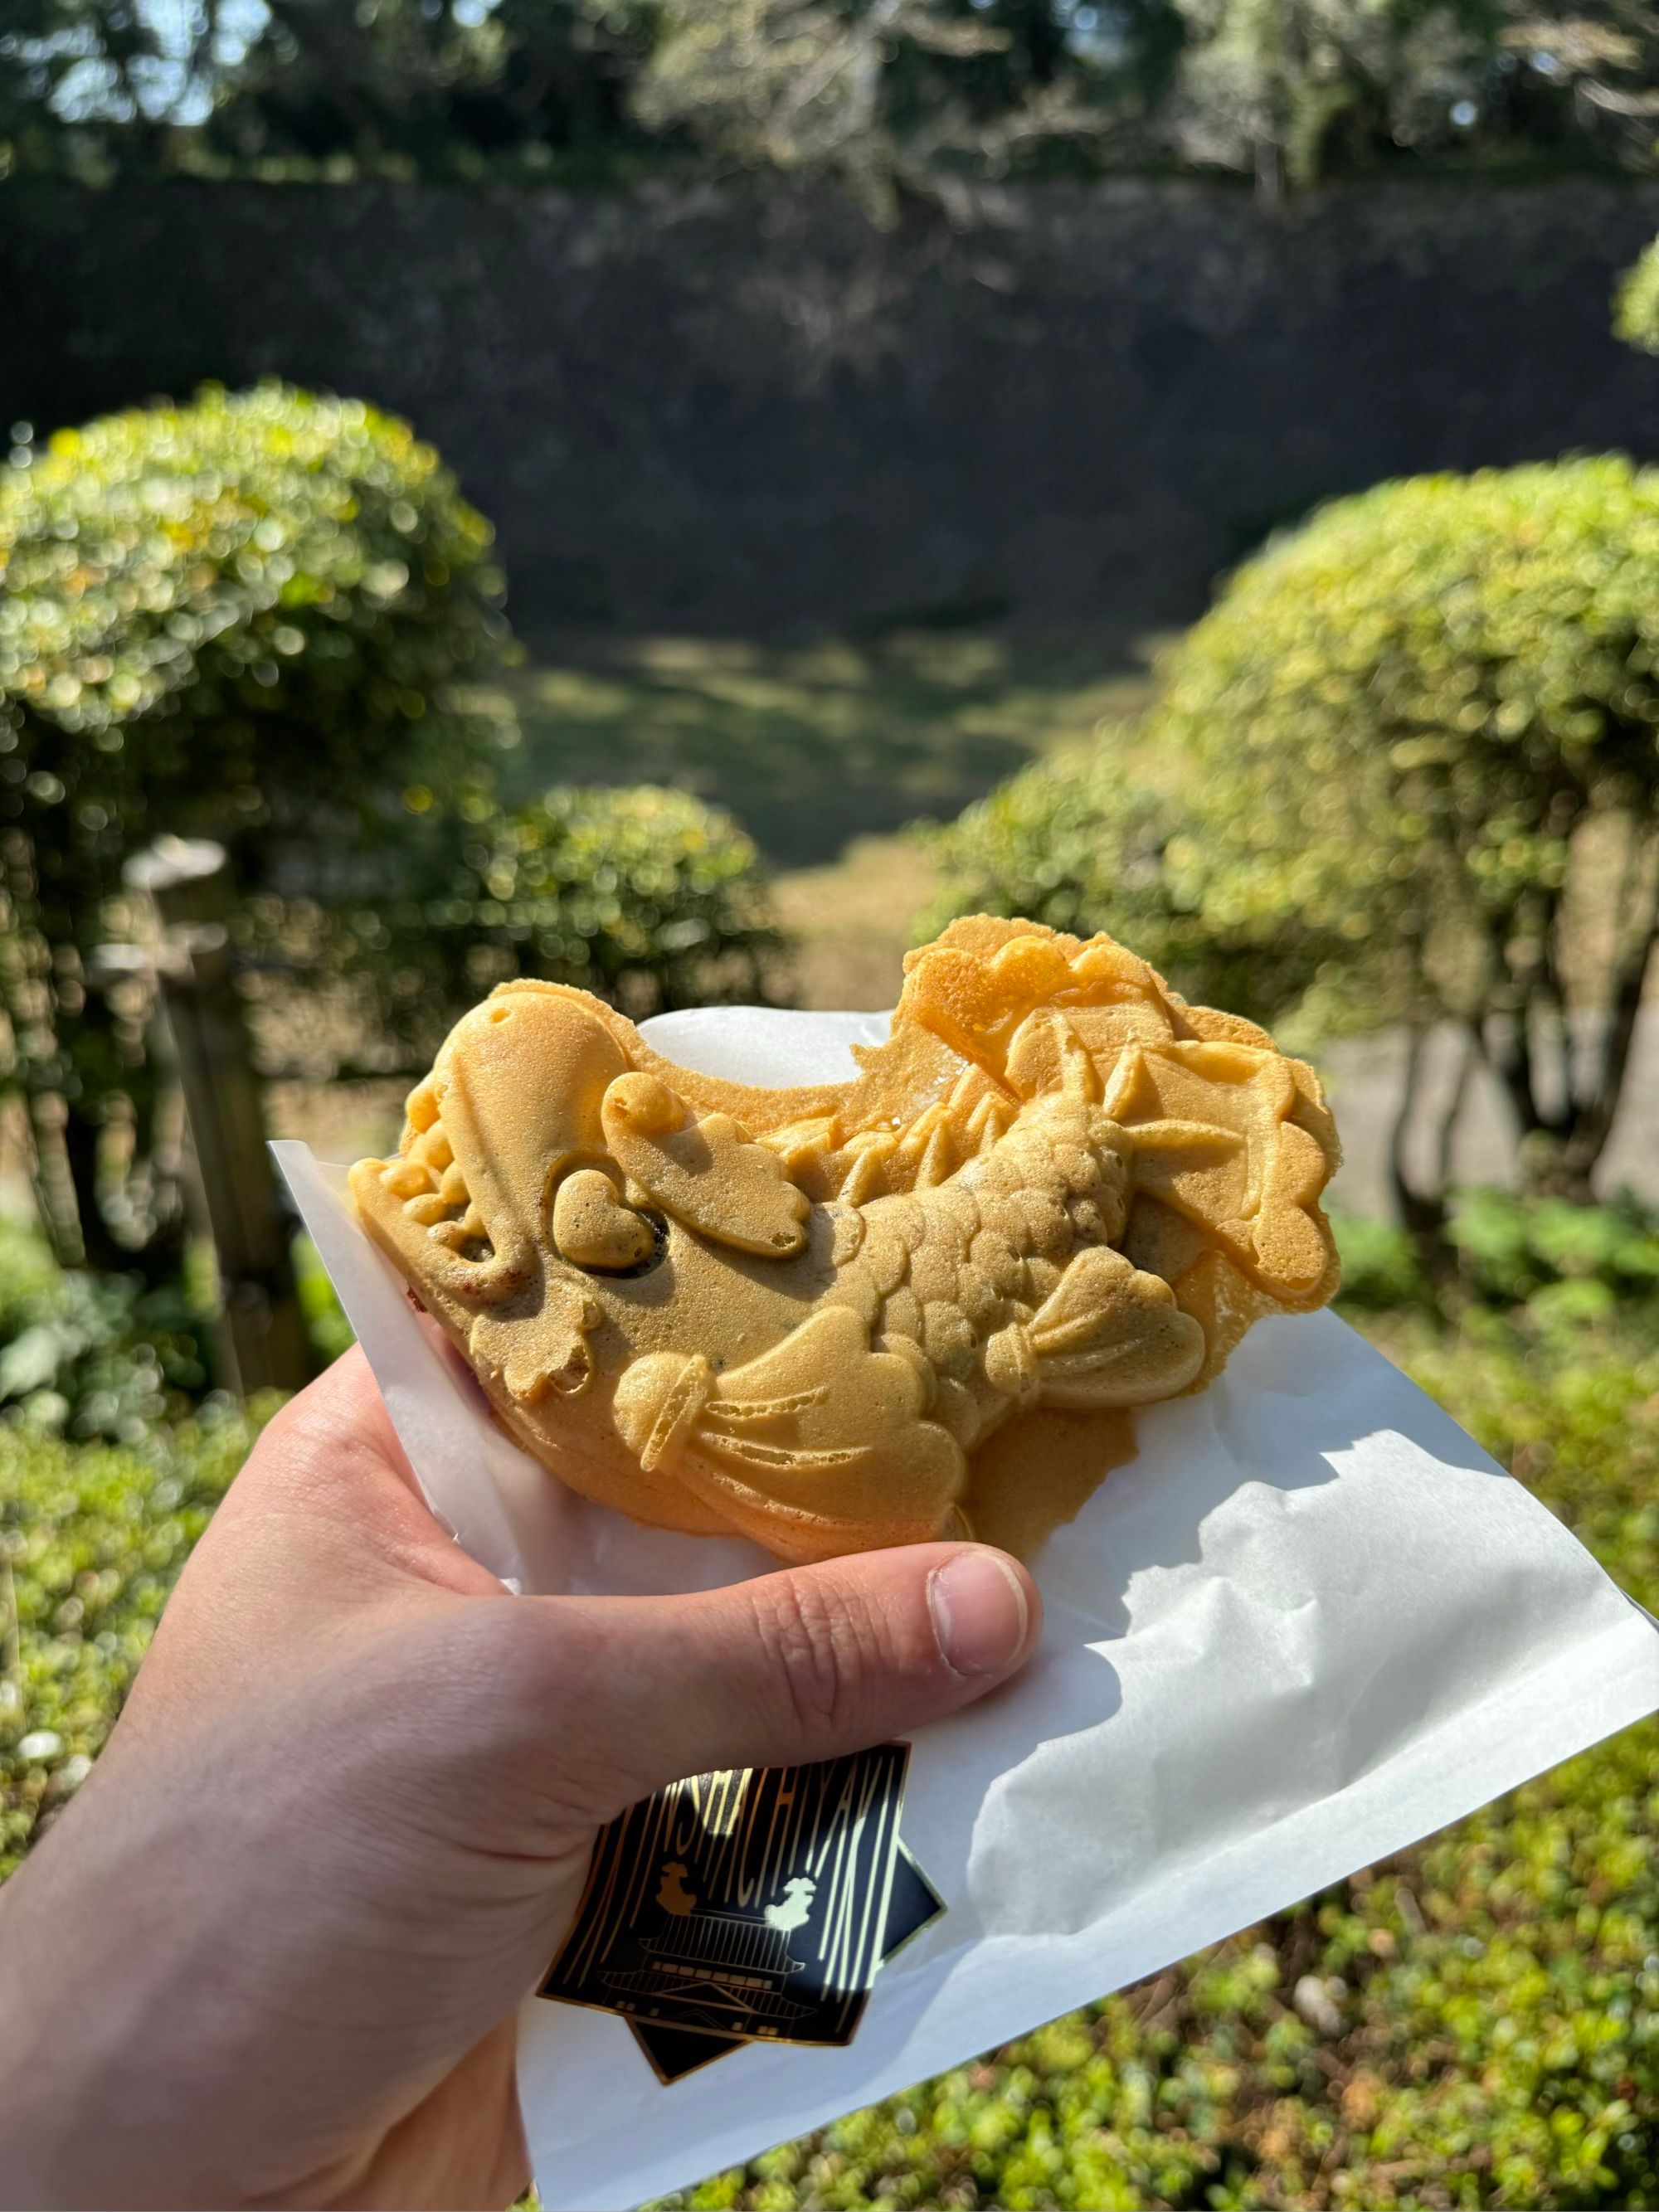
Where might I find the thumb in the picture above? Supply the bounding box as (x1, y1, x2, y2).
(526, 1542, 1039, 1816)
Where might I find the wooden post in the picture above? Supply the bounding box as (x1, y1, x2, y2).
(124, 838, 314, 1396)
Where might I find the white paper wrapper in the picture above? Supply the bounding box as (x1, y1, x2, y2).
(272, 1004, 1659, 2212)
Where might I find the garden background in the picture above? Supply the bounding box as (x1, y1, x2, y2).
(6, 3, 1659, 2205)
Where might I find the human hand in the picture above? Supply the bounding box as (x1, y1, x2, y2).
(0, 1348, 1039, 2210)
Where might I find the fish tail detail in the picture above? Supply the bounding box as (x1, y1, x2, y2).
(613, 1352, 717, 1473)
(699, 1437, 866, 1474)
(613, 1305, 966, 1545)
(701, 1388, 833, 1425)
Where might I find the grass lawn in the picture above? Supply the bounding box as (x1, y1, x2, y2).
(467, 628, 1158, 1011)
(494, 630, 1153, 868)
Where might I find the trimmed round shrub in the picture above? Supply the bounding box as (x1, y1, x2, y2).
(1143, 457, 1659, 965)
(932, 459, 1659, 1049)
(466, 783, 783, 1018)
(246, 782, 787, 1074)
(921, 746, 1169, 946)
(1614, 234, 1659, 354)
(0, 381, 517, 1262)
(0, 377, 518, 1045)
(918, 743, 1266, 1014)
(0, 378, 510, 852)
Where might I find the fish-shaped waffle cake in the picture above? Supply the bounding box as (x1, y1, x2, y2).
(350, 917, 1340, 1563)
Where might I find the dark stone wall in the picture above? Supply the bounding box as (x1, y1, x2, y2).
(4, 177, 1659, 637)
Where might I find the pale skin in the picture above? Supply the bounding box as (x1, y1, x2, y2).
(0, 1349, 1041, 2210)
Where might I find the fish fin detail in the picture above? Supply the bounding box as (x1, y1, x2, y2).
(601, 1072, 810, 1257)
(986, 1246, 1205, 1409)
(616, 1305, 965, 1541)
(468, 1281, 600, 1406)
(698, 1437, 866, 1473)
(700, 1388, 832, 1424)
(1107, 1043, 1336, 1301)
(1005, 1008, 1101, 1103)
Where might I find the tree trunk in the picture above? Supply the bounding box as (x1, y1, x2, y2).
(60, 1091, 125, 1276)
(1553, 862, 1658, 1196)
(1253, 129, 1284, 205)
(24, 1090, 85, 1273)
(1389, 1023, 1455, 1291)
(1504, 816, 1659, 1202)
(126, 839, 314, 1396)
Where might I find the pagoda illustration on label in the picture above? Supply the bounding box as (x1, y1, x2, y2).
(597, 1865, 822, 2033)
(540, 1744, 936, 2075)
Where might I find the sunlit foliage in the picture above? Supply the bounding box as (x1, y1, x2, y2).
(1615, 228, 1659, 352)
(468, 783, 782, 1015)
(931, 458, 1659, 1226)
(0, 379, 512, 1269)
(12, 0, 1659, 192)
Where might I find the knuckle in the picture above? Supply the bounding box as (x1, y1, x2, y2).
(752, 1571, 872, 1740)
(412, 1603, 620, 1829)
(420, 1597, 542, 1727)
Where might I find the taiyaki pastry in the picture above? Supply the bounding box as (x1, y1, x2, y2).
(350, 917, 1341, 1563)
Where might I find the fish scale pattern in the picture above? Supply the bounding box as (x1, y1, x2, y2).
(350, 916, 1340, 1561)
(828, 1095, 1134, 1434)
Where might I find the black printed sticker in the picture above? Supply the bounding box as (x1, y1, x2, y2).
(625, 1841, 947, 2083)
(540, 1744, 914, 2051)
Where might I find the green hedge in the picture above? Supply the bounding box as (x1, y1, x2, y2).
(463, 782, 783, 1016)
(927, 457, 1659, 1049)
(0, 1218, 212, 1443)
(1335, 1192, 1659, 1334)
(0, 1407, 256, 1879)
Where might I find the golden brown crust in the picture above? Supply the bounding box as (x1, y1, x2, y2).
(350, 919, 1340, 1561)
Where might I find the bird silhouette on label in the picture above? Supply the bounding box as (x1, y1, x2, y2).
(656, 1862, 698, 1917)
(763, 1876, 816, 1933)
